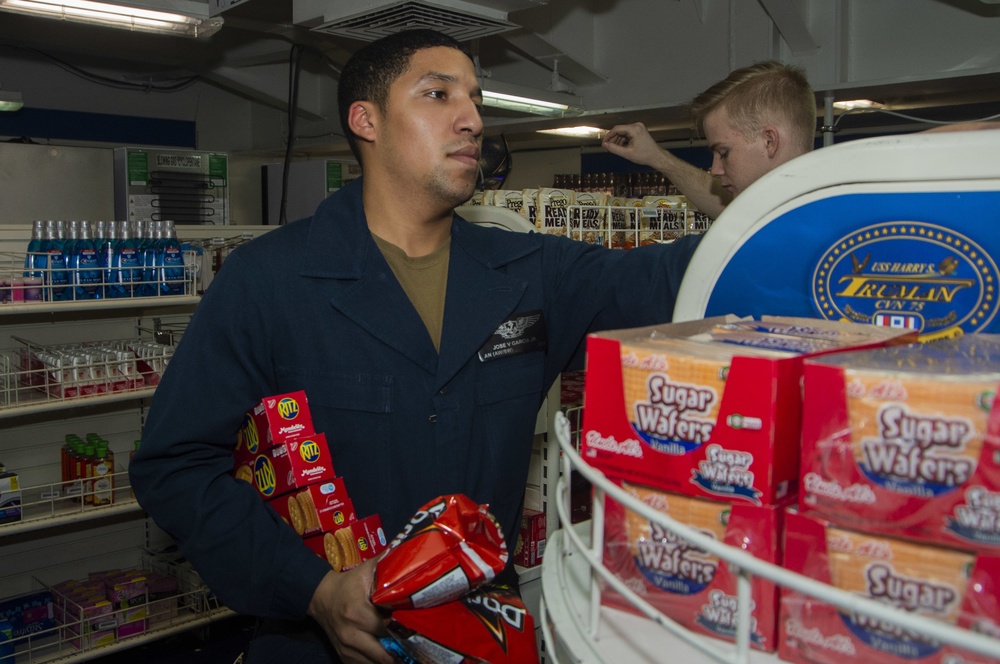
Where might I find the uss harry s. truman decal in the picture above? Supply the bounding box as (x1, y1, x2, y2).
(811, 221, 1000, 341)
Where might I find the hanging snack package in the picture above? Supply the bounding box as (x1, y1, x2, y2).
(370, 494, 508, 610)
(385, 584, 539, 664)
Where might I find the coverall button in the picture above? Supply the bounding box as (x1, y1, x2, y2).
(428, 414, 437, 423)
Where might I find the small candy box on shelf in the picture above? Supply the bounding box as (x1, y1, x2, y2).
(601, 480, 787, 652)
(799, 334, 1000, 553)
(581, 315, 917, 506)
(780, 508, 1000, 664)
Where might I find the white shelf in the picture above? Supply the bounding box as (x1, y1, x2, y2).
(0, 295, 200, 317)
(0, 386, 157, 420)
(1, 470, 141, 536)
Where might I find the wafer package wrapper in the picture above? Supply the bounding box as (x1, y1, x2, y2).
(581, 316, 917, 506)
(383, 584, 539, 664)
(800, 334, 1000, 552)
(780, 508, 1000, 664)
(370, 494, 508, 610)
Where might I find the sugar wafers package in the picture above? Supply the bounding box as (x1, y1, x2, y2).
(371, 494, 508, 610)
(780, 509, 1000, 664)
(800, 335, 1000, 551)
(602, 480, 784, 652)
(581, 316, 916, 505)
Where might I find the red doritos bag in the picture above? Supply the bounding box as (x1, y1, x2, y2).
(371, 494, 508, 610)
(386, 585, 539, 664)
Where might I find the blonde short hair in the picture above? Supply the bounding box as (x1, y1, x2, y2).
(690, 61, 817, 154)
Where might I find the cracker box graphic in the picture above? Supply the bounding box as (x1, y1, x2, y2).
(601, 480, 784, 652)
(581, 316, 916, 505)
(248, 433, 336, 500)
(799, 335, 1000, 552)
(235, 390, 315, 468)
(779, 509, 1000, 664)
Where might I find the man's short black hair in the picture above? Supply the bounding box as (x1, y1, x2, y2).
(338, 29, 470, 162)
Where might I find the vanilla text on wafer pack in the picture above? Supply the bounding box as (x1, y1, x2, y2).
(780, 508, 1000, 664)
(602, 480, 785, 651)
(800, 334, 1000, 553)
(581, 316, 917, 505)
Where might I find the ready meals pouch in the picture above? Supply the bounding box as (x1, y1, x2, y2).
(535, 188, 572, 236)
(370, 494, 508, 610)
(384, 584, 539, 664)
(602, 480, 783, 652)
(780, 509, 1000, 664)
(800, 335, 1000, 552)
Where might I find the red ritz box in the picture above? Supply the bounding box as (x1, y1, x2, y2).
(581, 316, 916, 506)
(270, 477, 356, 537)
(235, 390, 315, 467)
(303, 515, 388, 570)
(249, 433, 336, 500)
(514, 508, 546, 568)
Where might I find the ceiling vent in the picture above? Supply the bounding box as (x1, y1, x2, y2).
(303, 0, 519, 42)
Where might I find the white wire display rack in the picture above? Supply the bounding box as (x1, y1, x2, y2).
(0, 335, 175, 418)
(564, 204, 712, 247)
(540, 411, 1000, 664)
(4, 548, 233, 664)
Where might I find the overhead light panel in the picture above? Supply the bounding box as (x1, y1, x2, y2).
(480, 80, 582, 118)
(0, 0, 223, 37)
(0, 90, 24, 112)
(833, 99, 883, 111)
(537, 126, 606, 139)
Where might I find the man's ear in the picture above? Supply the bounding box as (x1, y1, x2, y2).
(348, 101, 378, 143)
(762, 125, 780, 159)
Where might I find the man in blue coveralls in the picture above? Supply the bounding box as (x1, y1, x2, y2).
(130, 29, 700, 664)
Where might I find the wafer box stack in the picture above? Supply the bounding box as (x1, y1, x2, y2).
(581, 316, 917, 506)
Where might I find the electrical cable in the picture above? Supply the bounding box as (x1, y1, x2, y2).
(278, 42, 304, 226)
(833, 106, 1000, 129)
(9, 46, 199, 92)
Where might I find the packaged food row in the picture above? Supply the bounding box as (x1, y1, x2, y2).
(580, 316, 1000, 662)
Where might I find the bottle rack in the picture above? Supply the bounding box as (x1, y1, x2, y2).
(5, 548, 232, 664)
(1, 470, 140, 537)
(0, 335, 174, 418)
(0, 252, 198, 308)
(564, 204, 712, 247)
(541, 412, 1000, 664)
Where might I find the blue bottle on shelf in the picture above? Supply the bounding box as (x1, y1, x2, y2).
(109, 221, 141, 298)
(158, 220, 185, 296)
(23, 220, 44, 301)
(72, 220, 101, 300)
(42, 220, 70, 301)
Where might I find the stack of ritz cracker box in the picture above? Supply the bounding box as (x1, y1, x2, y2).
(580, 315, 922, 656)
(233, 391, 387, 573)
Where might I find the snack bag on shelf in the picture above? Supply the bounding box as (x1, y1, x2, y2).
(640, 195, 686, 243)
(581, 316, 917, 506)
(371, 494, 508, 610)
(780, 508, 1000, 664)
(601, 480, 785, 652)
(570, 191, 608, 245)
(799, 334, 1000, 552)
(534, 188, 573, 236)
(384, 584, 539, 664)
(491, 189, 526, 216)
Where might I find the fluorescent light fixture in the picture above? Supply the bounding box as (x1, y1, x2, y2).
(833, 99, 883, 111)
(481, 80, 582, 118)
(0, 0, 223, 37)
(0, 90, 23, 112)
(537, 126, 606, 139)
